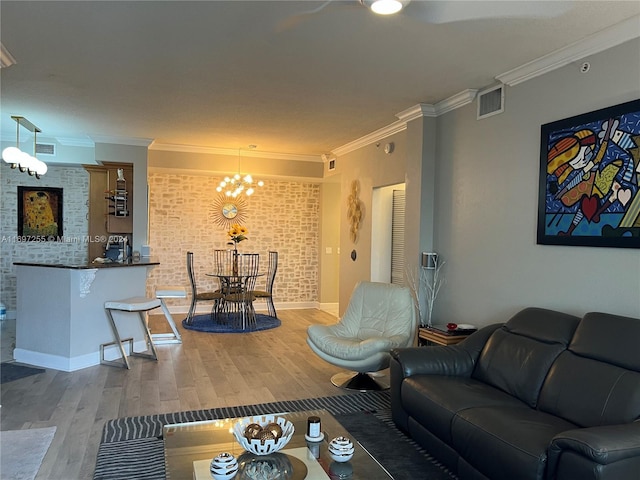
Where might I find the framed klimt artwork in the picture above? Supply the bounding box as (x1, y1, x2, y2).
(537, 99, 640, 248)
(17, 186, 63, 240)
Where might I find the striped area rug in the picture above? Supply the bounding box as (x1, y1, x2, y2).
(94, 390, 457, 480)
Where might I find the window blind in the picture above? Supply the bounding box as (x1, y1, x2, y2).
(391, 190, 405, 286)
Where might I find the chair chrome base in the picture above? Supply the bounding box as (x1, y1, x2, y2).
(330, 371, 390, 391)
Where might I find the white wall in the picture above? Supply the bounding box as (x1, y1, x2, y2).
(433, 38, 640, 323)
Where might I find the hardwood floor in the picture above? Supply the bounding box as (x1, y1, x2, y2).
(0, 309, 353, 480)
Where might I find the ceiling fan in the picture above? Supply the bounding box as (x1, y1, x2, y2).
(277, 0, 572, 31)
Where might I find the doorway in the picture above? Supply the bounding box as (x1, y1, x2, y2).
(371, 183, 406, 285)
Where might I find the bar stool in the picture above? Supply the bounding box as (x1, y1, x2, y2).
(101, 297, 160, 369)
(153, 286, 185, 344)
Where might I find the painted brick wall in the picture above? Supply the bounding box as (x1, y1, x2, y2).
(146, 173, 320, 309)
(0, 166, 89, 310)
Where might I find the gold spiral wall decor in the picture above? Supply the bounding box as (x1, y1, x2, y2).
(347, 179, 363, 243)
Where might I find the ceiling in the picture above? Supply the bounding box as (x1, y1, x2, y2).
(1, 1, 639, 159)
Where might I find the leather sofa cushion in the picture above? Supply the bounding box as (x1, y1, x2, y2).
(570, 312, 640, 371)
(401, 375, 527, 444)
(473, 308, 580, 408)
(538, 351, 640, 427)
(538, 312, 640, 428)
(502, 307, 581, 343)
(451, 406, 577, 480)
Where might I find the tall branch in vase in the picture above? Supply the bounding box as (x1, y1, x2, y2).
(406, 258, 446, 327)
(405, 266, 423, 326)
(424, 260, 445, 327)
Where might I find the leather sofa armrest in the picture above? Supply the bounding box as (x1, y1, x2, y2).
(390, 323, 502, 378)
(547, 422, 640, 476)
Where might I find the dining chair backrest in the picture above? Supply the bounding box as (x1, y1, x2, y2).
(213, 249, 235, 276)
(236, 253, 260, 276)
(265, 251, 278, 294)
(186, 251, 197, 296)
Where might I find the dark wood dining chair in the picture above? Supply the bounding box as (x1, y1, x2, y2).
(186, 251, 224, 325)
(251, 251, 278, 318)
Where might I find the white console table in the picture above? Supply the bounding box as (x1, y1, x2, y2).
(13, 259, 159, 372)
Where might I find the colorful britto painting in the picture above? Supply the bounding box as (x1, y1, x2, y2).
(538, 99, 640, 248)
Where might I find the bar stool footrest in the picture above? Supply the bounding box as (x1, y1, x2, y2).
(151, 333, 182, 344)
(101, 337, 134, 368)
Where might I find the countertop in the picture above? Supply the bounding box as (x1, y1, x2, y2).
(14, 257, 160, 269)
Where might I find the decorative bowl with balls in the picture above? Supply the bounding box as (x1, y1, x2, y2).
(233, 414, 295, 455)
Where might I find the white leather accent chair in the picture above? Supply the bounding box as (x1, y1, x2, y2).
(307, 281, 417, 391)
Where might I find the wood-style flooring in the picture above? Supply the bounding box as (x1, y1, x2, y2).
(0, 309, 353, 480)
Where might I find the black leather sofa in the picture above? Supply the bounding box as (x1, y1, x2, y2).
(390, 308, 640, 480)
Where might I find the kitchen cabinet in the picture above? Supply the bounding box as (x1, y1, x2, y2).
(84, 162, 133, 260)
(105, 163, 133, 234)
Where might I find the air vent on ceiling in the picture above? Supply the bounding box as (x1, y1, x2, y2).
(477, 84, 504, 120)
(35, 143, 56, 157)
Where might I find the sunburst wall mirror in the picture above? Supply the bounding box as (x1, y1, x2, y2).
(210, 194, 248, 228)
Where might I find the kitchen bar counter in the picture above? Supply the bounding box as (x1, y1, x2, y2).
(14, 257, 159, 269)
(13, 260, 159, 371)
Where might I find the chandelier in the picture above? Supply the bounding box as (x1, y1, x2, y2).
(216, 146, 264, 197)
(2, 116, 48, 178)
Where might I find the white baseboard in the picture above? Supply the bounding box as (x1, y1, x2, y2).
(318, 303, 339, 317)
(14, 339, 148, 372)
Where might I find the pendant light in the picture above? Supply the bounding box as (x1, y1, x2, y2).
(2, 116, 48, 178)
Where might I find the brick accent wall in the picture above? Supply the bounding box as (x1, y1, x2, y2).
(146, 173, 320, 309)
(0, 166, 89, 310)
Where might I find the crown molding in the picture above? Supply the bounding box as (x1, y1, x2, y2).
(56, 137, 95, 148)
(497, 14, 640, 87)
(435, 89, 478, 115)
(148, 166, 323, 183)
(91, 135, 154, 147)
(396, 103, 437, 122)
(149, 142, 321, 162)
(332, 119, 408, 157)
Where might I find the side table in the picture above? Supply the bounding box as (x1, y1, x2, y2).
(419, 325, 474, 346)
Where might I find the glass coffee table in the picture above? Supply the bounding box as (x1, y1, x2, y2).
(163, 408, 393, 479)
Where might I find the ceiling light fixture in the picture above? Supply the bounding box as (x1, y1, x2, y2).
(2, 116, 48, 178)
(364, 0, 407, 15)
(216, 145, 264, 197)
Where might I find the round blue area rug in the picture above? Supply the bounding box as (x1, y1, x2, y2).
(182, 313, 281, 333)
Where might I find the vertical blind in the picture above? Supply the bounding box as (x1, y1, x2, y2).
(391, 190, 405, 286)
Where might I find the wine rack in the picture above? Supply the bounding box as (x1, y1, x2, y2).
(106, 174, 129, 217)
